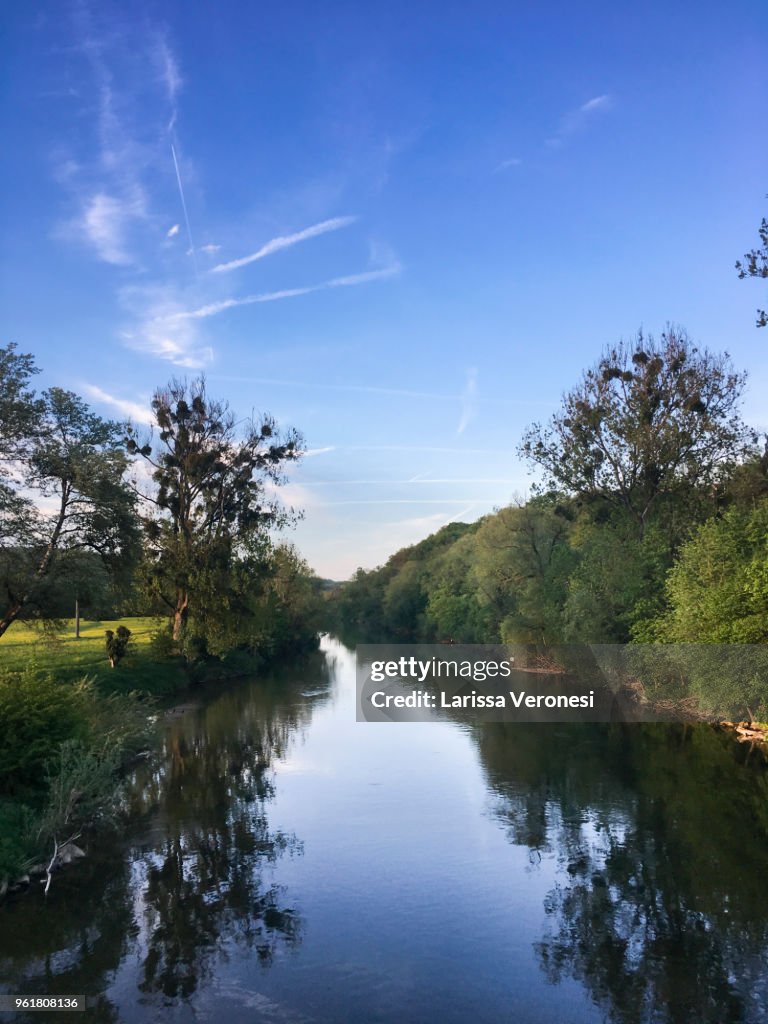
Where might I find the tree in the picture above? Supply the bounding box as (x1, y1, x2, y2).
(0, 344, 43, 460)
(659, 500, 768, 645)
(561, 516, 671, 643)
(127, 377, 303, 646)
(0, 346, 44, 610)
(423, 530, 488, 642)
(736, 210, 767, 327)
(381, 560, 426, 639)
(473, 498, 574, 643)
(519, 328, 754, 538)
(256, 544, 323, 654)
(0, 348, 138, 639)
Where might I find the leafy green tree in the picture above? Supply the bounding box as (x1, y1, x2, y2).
(519, 329, 754, 538)
(423, 530, 488, 642)
(329, 565, 391, 639)
(382, 560, 426, 639)
(257, 544, 323, 654)
(0, 344, 43, 459)
(561, 517, 672, 643)
(736, 210, 768, 327)
(1, 346, 44, 619)
(0, 352, 138, 639)
(473, 499, 574, 643)
(718, 438, 768, 506)
(635, 500, 768, 718)
(127, 377, 303, 647)
(659, 501, 768, 644)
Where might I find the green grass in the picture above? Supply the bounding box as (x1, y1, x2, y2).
(0, 617, 189, 696)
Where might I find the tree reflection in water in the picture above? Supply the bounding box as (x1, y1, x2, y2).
(0, 651, 331, 1019)
(474, 721, 768, 1024)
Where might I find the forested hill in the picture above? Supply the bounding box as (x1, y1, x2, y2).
(329, 330, 768, 649)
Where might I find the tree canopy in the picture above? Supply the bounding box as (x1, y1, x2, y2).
(0, 347, 138, 638)
(519, 328, 754, 537)
(126, 376, 304, 645)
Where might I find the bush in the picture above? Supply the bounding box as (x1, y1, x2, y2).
(80, 686, 155, 764)
(148, 625, 177, 659)
(0, 669, 152, 798)
(37, 740, 123, 845)
(0, 799, 36, 880)
(105, 625, 132, 667)
(0, 669, 90, 796)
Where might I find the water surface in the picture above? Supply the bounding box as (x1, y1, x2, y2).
(2, 637, 768, 1023)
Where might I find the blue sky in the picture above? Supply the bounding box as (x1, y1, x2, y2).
(2, 1, 766, 578)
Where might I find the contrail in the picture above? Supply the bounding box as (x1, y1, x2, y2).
(171, 143, 197, 275)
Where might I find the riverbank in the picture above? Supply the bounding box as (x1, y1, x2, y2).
(0, 617, 279, 697)
(3, 637, 768, 1023)
(0, 618, 318, 898)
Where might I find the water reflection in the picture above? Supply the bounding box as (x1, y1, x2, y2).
(0, 650, 331, 1021)
(474, 721, 768, 1023)
(2, 643, 768, 1023)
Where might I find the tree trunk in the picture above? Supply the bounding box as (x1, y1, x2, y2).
(172, 593, 189, 642)
(75, 598, 80, 639)
(0, 601, 24, 640)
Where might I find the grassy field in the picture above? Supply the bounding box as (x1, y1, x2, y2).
(0, 617, 189, 695)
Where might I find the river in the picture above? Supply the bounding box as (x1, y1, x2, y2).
(2, 636, 768, 1023)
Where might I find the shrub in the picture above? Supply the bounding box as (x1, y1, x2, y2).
(0, 669, 90, 797)
(148, 625, 176, 659)
(0, 799, 36, 880)
(105, 626, 132, 667)
(37, 739, 123, 846)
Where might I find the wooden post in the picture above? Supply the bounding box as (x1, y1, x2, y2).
(75, 598, 80, 639)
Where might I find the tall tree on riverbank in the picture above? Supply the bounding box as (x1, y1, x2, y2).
(519, 328, 754, 538)
(0, 346, 138, 638)
(127, 377, 303, 646)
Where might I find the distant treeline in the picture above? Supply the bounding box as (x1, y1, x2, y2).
(330, 329, 768, 659)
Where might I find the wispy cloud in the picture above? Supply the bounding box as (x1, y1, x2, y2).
(81, 383, 154, 425)
(495, 157, 522, 172)
(56, 10, 192, 275)
(211, 216, 357, 273)
(457, 368, 478, 435)
(119, 285, 214, 368)
(303, 446, 337, 457)
(328, 266, 400, 287)
(199, 243, 220, 254)
(546, 93, 613, 148)
(155, 36, 182, 131)
(78, 190, 146, 265)
(580, 95, 611, 114)
(167, 223, 180, 238)
(167, 262, 401, 321)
